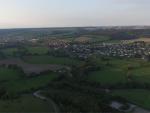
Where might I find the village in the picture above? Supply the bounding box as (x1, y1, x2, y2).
(54, 41, 150, 60)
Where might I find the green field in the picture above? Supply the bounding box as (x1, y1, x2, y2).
(87, 57, 150, 110)
(0, 68, 23, 81)
(88, 35, 111, 42)
(112, 89, 150, 109)
(130, 67, 150, 83)
(0, 95, 54, 112)
(88, 57, 150, 84)
(88, 68, 127, 85)
(23, 55, 82, 65)
(2, 48, 18, 56)
(26, 47, 49, 55)
(0, 67, 58, 112)
(0, 67, 57, 93)
(5, 73, 57, 93)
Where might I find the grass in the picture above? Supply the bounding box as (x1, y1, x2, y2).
(88, 68, 127, 85)
(0, 67, 22, 81)
(5, 73, 57, 93)
(130, 67, 150, 83)
(88, 57, 150, 85)
(0, 94, 54, 112)
(112, 89, 150, 109)
(26, 47, 49, 55)
(2, 48, 18, 56)
(108, 58, 143, 69)
(69, 35, 111, 43)
(0, 67, 57, 93)
(0, 67, 58, 112)
(23, 55, 82, 65)
(89, 35, 111, 42)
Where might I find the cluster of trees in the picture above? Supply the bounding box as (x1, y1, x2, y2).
(44, 78, 119, 113)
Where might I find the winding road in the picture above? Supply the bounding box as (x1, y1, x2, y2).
(33, 90, 60, 113)
(34, 90, 150, 113)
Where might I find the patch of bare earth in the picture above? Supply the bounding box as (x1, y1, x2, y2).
(0, 58, 66, 75)
(75, 37, 91, 43)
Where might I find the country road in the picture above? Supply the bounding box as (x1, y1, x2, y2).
(33, 90, 60, 113)
(132, 106, 150, 113)
(33, 90, 150, 113)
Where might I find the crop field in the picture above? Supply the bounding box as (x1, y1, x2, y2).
(88, 68, 127, 85)
(1, 48, 18, 56)
(0, 67, 23, 81)
(0, 58, 64, 75)
(0, 67, 57, 94)
(87, 35, 111, 42)
(26, 47, 49, 55)
(4, 73, 57, 93)
(23, 55, 82, 65)
(88, 58, 150, 85)
(74, 35, 111, 43)
(112, 89, 150, 109)
(130, 67, 150, 83)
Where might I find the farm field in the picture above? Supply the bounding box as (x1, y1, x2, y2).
(23, 55, 82, 65)
(74, 35, 111, 43)
(1, 48, 18, 56)
(1, 28, 150, 112)
(4, 72, 57, 93)
(0, 67, 23, 81)
(0, 46, 49, 57)
(26, 47, 49, 55)
(88, 68, 127, 85)
(88, 58, 150, 85)
(0, 67, 57, 94)
(0, 58, 64, 75)
(112, 89, 150, 109)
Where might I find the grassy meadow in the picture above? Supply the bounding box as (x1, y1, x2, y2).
(112, 89, 150, 109)
(26, 47, 49, 55)
(0, 67, 57, 94)
(88, 57, 150, 85)
(23, 55, 82, 65)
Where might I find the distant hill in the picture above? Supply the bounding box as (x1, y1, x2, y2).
(0, 27, 150, 40)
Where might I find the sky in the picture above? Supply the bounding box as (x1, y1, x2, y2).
(0, 0, 150, 28)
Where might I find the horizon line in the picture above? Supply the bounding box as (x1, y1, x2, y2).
(1, 25, 150, 30)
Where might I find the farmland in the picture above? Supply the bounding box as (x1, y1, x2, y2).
(88, 68, 127, 85)
(26, 47, 49, 55)
(0, 58, 65, 75)
(23, 55, 82, 65)
(112, 89, 150, 109)
(88, 58, 150, 85)
(0, 28, 150, 112)
(0, 67, 57, 93)
(0, 65, 58, 112)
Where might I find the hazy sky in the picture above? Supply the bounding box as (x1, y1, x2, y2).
(0, 0, 150, 28)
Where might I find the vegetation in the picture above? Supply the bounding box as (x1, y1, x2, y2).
(23, 55, 82, 65)
(87, 57, 150, 85)
(1, 28, 150, 112)
(0, 95, 54, 112)
(0, 67, 57, 95)
(88, 68, 127, 85)
(26, 47, 49, 55)
(112, 89, 150, 109)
